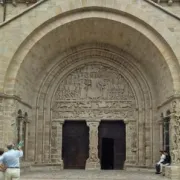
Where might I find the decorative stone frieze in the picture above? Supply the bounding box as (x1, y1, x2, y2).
(170, 113, 180, 164)
(86, 121, 100, 170)
(164, 100, 180, 180)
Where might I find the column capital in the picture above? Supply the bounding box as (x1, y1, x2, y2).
(86, 121, 100, 128)
(52, 120, 65, 126)
(59, 120, 65, 125)
(124, 120, 129, 124)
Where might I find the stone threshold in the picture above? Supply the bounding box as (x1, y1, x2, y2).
(21, 163, 155, 173)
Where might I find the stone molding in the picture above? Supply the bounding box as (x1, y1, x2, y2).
(1, 1, 180, 28)
(0, 0, 48, 26)
(144, 0, 180, 20)
(157, 95, 180, 110)
(0, 92, 32, 109)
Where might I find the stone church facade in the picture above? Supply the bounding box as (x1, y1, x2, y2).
(0, 0, 180, 179)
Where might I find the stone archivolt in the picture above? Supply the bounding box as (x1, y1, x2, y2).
(33, 45, 153, 167)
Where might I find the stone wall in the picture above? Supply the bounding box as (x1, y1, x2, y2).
(0, 0, 179, 103)
(0, 0, 180, 176)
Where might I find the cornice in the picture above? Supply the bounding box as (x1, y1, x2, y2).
(157, 94, 180, 109)
(0, 93, 32, 109)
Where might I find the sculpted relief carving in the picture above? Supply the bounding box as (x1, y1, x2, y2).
(171, 114, 180, 163)
(87, 122, 100, 163)
(52, 64, 136, 120)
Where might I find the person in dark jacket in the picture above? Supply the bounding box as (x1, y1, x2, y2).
(164, 151, 171, 165)
(155, 150, 166, 174)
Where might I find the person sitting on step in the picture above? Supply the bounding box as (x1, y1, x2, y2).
(155, 150, 166, 174)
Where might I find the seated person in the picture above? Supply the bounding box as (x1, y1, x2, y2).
(155, 150, 166, 174)
(0, 148, 6, 180)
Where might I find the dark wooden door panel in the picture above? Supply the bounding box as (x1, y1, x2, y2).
(114, 138, 125, 169)
(98, 121, 126, 170)
(62, 121, 89, 169)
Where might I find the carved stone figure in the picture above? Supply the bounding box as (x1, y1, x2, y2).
(170, 113, 180, 163)
(86, 122, 100, 166)
(52, 64, 136, 120)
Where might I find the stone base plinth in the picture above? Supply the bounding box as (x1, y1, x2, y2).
(86, 160, 100, 170)
(164, 165, 180, 180)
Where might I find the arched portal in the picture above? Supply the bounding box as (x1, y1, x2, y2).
(2, 8, 180, 170)
(36, 45, 152, 168)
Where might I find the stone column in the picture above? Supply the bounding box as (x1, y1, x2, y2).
(124, 121, 130, 167)
(170, 113, 180, 164)
(51, 120, 64, 168)
(167, 112, 180, 179)
(23, 113, 29, 161)
(19, 119, 24, 142)
(86, 121, 100, 170)
(124, 120, 137, 167)
(24, 121, 29, 161)
(159, 118, 164, 151)
(57, 121, 64, 168)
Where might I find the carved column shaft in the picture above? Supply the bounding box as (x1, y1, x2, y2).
(125, 121, 137, 166)
(86, 121, 100, 170)
(51, 121, 63, 168)
(24, 121, 28, 161)
(56, 121, 64, 166)
(158, 119, 164, 150)
(125, 121, 130, 165)
(19, 119, 24, 142)
(170, 113, 180, 164)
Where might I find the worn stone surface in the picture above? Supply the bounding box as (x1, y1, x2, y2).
(20, 170, 169, 180)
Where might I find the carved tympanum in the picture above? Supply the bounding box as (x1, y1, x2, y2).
(52, 64, 136, 119)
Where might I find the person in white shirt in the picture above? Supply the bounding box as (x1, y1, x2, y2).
(155, 150, 166, 174)
(0, 143, 23, 180)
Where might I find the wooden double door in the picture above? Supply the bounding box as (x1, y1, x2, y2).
(62, 120, 126, 170)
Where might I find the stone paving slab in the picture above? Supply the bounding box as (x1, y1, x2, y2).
(21, 170, 169, 180)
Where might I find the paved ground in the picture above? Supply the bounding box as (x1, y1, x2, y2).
(21, 170, 169, 180)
